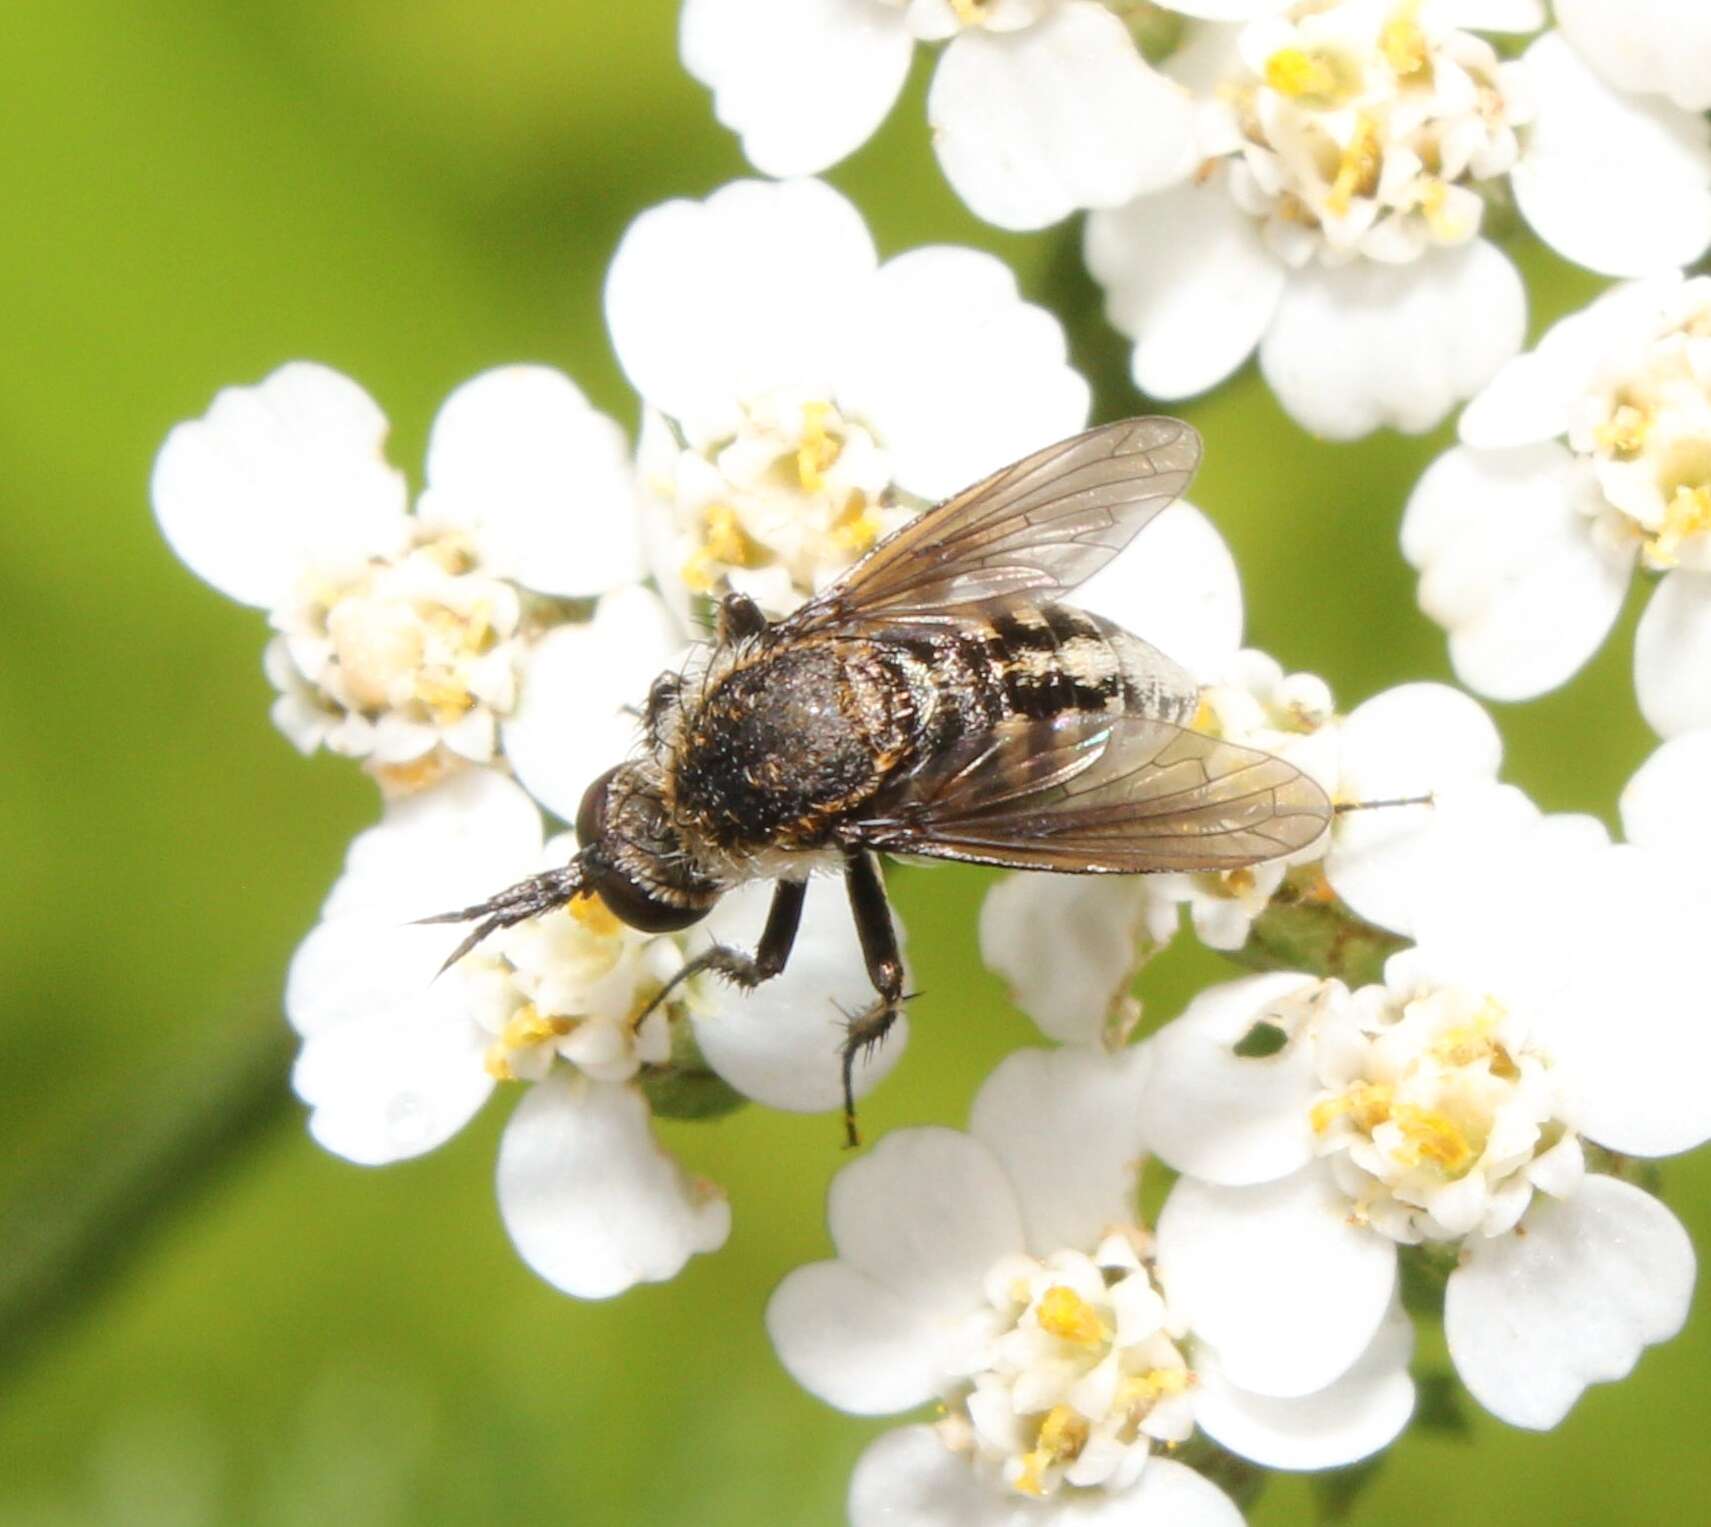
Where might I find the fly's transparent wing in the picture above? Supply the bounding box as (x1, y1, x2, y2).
(779, 418, 1201, 637)
(854, 711, 1332, 873)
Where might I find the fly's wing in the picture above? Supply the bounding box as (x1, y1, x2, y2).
(778, 418, 1201, 638)
(854, 711, 1332, 873)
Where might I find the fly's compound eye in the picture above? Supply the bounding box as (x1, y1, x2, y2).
(575, 765, 622, 850)
(583, 859, 709, 933)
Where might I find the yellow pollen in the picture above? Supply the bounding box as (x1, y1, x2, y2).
(1011, 1405, 1088, 1497)
(484, 1049, 516, 1081)
(1327, 115, 1383, 216)
(1646, 483, 1711, 570)
(1311, 1080, 1394, 1136)
(1036, 1285, 1107, 1347)
(413, 672, 475, 722)
(460, 600, 493, 655)
(424, 534, 476, 574)
(830, 492, 882, 554)
(499, 1003, 575, 1051)
(1391, 1104, 1476, 1173)
(1418, 177, 1466, 241)
(1218, 866, 1257, 897)
(1120, 1367, 1193, 1409)
(682, 503, 765, 591)
(371, 751, 454, 798)
(1380, 8, 1429, 78)
(950, 0, 989, 24)
(1595, 403, 1651, 459)
(1266, 47, 1337, 100)
(568, 891, 624, 939)
(1431, 996, 1506, 1068)
(796, 401, 843, 493)
(1189, 696, 1222, 737)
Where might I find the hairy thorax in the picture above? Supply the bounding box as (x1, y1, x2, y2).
(667, 641, 918, 861)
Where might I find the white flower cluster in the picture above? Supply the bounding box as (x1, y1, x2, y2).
(153, 177, 1098, 1301)
(685, 0, 1711, 438)
(150, 6, 1711, 1519)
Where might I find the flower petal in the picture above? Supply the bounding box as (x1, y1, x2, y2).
(1511, 32, 1711, 277)
(969, 1046, 1152, 1256)
(1555, 0, 1711, 112)
(496, 1073, 731, 1298)
(1194, 1299, 1414, 1469)
(1635, 570, 1711, 739)
(1445, 1176, 1694, 1429)
(605, 179, 877, 443)
(285, 920, 496, 1164)
(691, 876, 908, 1112)
(828, 1128, 1024, 1315)
(929, 3, 1196, 232)
(1084, 178, 1284, 402)
(978, 873, 1167, 1046)
(1156, 1168, 1396, 1398)
(767, 1264, 947, 1416)
(1260, 239, 1525, 440)
(681, 0, 914, 177)
(1141, 973, 1323, 1187)
(1401, 444, 1630, 700)
(1075, 501, 1244, 684)
(840, 245, 1090, 501)
(418, 365, 641, 597)
(152, 362, 408, 609)
(1326, 683, 1503, 934)
(1621, 730, 1711, 863)
(500, 585, 682, 824)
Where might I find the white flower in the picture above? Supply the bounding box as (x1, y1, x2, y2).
(1405, 273, 1711, 732)
(153, 363, 662, 798)
(1140, 809, 1705, 1428)
(980, 503, 1510, 1040)
(1621, 729, 1711, 895)
(1554, 0, 1711, 116)
(1085, 2, 1711, 438)
(682, 0, 1204, 231)
(768, 1047, 1414, 1523)
(285, 768, 906, 1298)
(607, 177, 1091, 622)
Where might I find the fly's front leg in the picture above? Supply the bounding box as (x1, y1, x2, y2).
(840, 848, 905, 1149)
(634, 878, 807, 1029)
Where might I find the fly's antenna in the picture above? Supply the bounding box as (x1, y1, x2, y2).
(415, 858, 590, 973)
(1334, 793, 1434, 815)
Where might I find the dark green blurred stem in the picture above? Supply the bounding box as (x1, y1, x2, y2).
(0, 1003, 294, 1374)
(1175, 1435, 1268, 1513)
(1227, 868, 1408, 989)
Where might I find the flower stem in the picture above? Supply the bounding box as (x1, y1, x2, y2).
(1228, 868, 1408, 988)
(0, 1001, 295, 1374)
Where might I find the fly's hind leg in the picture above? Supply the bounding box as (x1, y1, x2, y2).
(840, 848, 905, 1149)
(633, 878, 807, 1029)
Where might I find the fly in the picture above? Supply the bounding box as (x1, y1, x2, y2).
(424, 419, 1333, 1142)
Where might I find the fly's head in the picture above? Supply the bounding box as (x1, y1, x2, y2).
(574, 761, 721, 932)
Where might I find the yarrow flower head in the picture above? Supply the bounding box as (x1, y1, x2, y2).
(606, 177, 1091, 621)
(286, 768, 907, 1298)
(1408, 272, 1711, 736)
(768, 1047, 1413, 1523)
(153, 363, 668, 801)
(681, 0, 1213, 231)
(1085, 1, 1711, 437)
(1140, 809, 1707, 1427)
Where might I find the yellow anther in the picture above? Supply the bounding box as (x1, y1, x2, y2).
(1189, 696, 1222, 737)
(796, 401, 843, 493)
(1431, 996, 1507, 1068)
(830, 493, 882, 554)
(1036, 1405, 1090, 1459)
(1311, 1080, 1394, 1136)
(371, 751, 454, 798)
(703, 503, 759, 566)
(460, 599, 493, 655)
(1595, 403, 1651, 459)
(413, 672, 475, 723)
(1327, 115, 1383, 216)
(1646, 484, 1711, 570)
(1418, 178, 1466, 241)
(484, 1047, 517, 1081)
(950, 0, 989, 24)
(499, 1003, 575, 1051)
(568, 891, 624, 939)
(1012, 1454, 1047, 1498)
(424, 534, 477, 574)
(1036, 1285, 1107, 1347)
(1380, 6, 1429, 78)
(1121, 1366, 1193, 1410)
(1218, 866, 1257, 898)
(1392, 1104, 1476, 1174)
(1266, 47, 1337, 99)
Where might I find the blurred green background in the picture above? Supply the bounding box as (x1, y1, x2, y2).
(1, 3, 1703, 1523)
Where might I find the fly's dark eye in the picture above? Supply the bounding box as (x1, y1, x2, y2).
(575, 765, 622, 849)
(584, 859, 708, 933)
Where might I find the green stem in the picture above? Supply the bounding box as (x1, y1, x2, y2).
(0, 1001, 295, 1374)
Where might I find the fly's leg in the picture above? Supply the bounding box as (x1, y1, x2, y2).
(840, 848, 905, 1149)
(633, 878, 807, 1029)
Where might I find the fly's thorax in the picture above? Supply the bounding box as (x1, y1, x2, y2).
(665, 638, 919, 853)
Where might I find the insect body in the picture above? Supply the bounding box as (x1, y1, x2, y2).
(428, 419, 1333, 1141)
